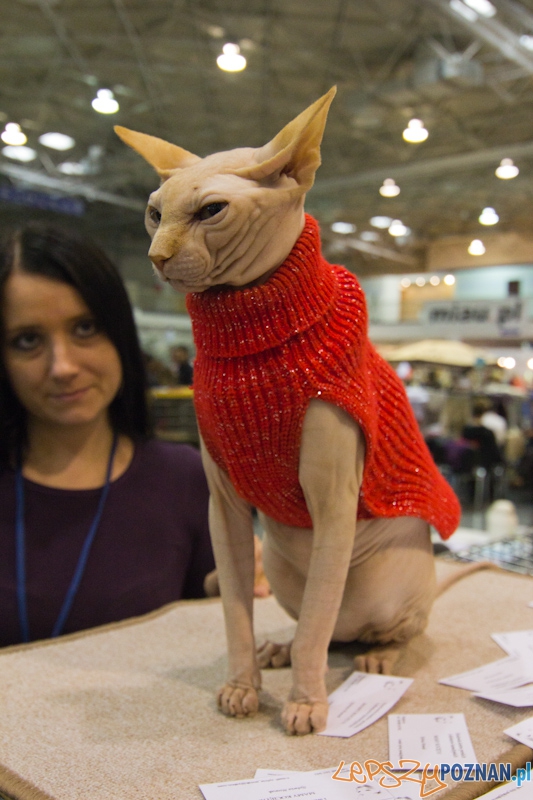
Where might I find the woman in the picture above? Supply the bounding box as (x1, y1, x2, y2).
(0, 222, 216, 647)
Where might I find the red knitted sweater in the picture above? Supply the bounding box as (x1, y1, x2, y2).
(187, 215, 460, 539)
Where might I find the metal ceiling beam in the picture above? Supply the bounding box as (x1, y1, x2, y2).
(341, 237, 419, 266)
(424, 0, 533, 74)
(311, 141, 533, 195)
(0, 164, 146, 211)
(35, 0, 89, 74)
(111, 0, 166, 128)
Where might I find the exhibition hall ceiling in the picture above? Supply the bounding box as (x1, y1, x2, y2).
(2, 0, 533, 276)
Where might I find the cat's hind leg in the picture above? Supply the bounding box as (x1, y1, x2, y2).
(334, 516, 437, 675)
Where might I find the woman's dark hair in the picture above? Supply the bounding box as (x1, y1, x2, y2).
(0, 222, 151, 464)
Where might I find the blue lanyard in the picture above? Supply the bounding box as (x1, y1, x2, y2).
(15, 434, 118, 642)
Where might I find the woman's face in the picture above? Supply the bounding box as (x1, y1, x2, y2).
(1, 271, 122, 432)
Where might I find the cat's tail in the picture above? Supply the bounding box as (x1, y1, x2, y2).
(436, 560, 500, 597)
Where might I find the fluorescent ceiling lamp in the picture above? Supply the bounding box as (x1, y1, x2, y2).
(379, 178, 400, 197)
(370, 215, 392, 229)
(58, 161, 87, 175)
(495, 158, 519, 179)
(402, 119, 428, 143)
(520, 34, 533, 51)
(92, 89, 119, 114)
(331, 221, 356, 234)
(468, 239, 486, 255)
(1, 123, 27, 146)
(217, 43, 246, 72)
(2, 144, 37, 161)
(463, 0, 496, 17)
(479, 206, 499, 225)
(449, 0, 479, 22)
(388, 219, 410, 236)
(38, 132, 75, 150)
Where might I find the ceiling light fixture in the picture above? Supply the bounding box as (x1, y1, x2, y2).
(91, 89, 119, 114)
(402, 118, 428, 143)
(449, 0, 479, 22)
(38, 132, 75, 150)
(479, 206, 499, 225)
(462, 0, 496, 17)
(430, 276, 441, 286)
(1, 144, 37, 162)
(388, 219, 410, 237)
(359, 231, 380, 242)
(443, 274, 456, 285)
(1, 123, 27, 146)
(331, 221, 356, 234)
(415, 276, 426, 287)
(216, 43, 246, 72)
(379, 178, 400, 197)
(468, 239, 486, 255)
(370, 215, 392, 229)
(495, 158, 519, 179)
(400, 278, 411, 288)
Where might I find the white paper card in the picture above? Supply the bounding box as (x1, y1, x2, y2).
(199, 771, 396, 799)
(253, 767, 432, 798)
(476, 683, 533, 707)
(317, 671, 413, 738)
(492, 630, 533, 658)
(505, 715, 533, 747)
(439, 655, 533, 693)
(388, 713, 477, 767)
(475, 783, 533, 798)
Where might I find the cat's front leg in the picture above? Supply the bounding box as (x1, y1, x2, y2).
(283, 399, 364, 735)
(200, 438, 261, 717)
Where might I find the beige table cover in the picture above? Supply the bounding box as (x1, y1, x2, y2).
(0, 561, 532, 799)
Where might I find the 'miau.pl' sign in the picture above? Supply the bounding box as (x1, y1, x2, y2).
(423, 299, 525, 336)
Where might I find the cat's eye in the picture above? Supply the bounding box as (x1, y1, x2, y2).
(147, 206, 161, 226)
(196, 202, 228, 222)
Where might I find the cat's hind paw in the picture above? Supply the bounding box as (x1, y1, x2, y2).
(354, 644, 401, 675)
(217, 682, 259, 718)
(257, 640, 292, 669)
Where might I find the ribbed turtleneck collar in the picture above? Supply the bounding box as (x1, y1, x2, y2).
(186, 215, 337, 357)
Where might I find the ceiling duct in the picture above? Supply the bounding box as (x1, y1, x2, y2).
(412, 40, 484, 98)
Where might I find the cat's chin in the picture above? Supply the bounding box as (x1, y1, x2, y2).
(168, 277, 211, 293)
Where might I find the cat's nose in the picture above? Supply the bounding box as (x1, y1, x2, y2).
(150, 255, 168, 274)
(149, 243, 171, 273)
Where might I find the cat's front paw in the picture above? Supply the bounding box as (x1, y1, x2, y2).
(281, 699, 329, 735)
(217, 682, 259, 718)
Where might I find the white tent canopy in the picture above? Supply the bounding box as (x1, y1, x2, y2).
(379, 339, 497, 368)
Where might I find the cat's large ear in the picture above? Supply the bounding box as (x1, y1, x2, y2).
(236, 86, 336, 190)
(114, 126, 201, 177)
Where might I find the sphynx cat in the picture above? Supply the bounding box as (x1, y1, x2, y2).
(115, 88, 461, 736)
